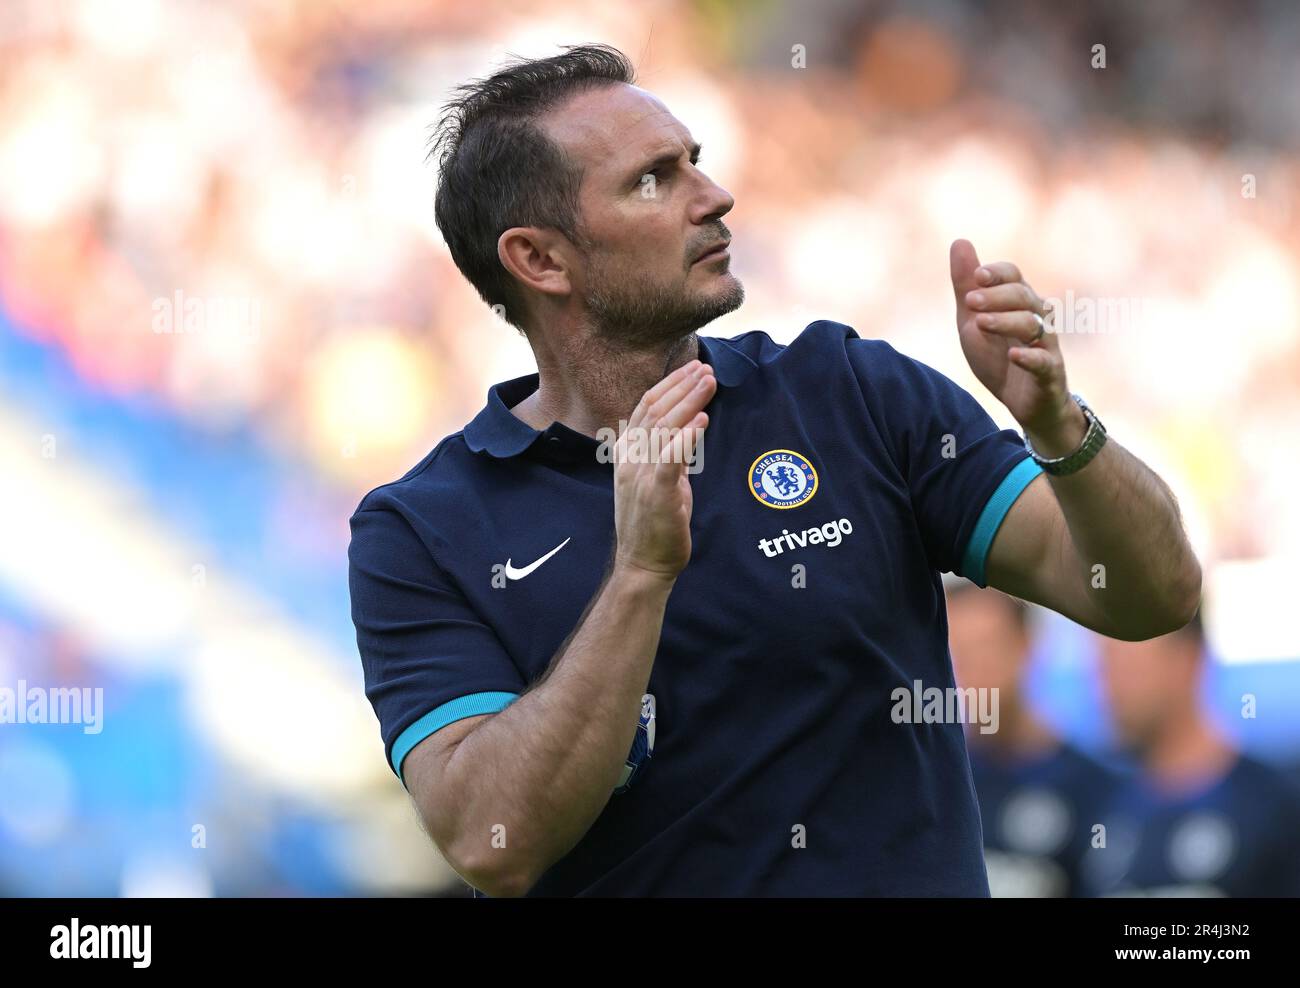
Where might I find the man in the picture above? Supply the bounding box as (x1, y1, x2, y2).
(348, 44, 1201, 896)
(946, 579, 1120, 897)
(1095, 613, 1300, 896)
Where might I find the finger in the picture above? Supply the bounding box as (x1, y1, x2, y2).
(641, 375, 714, 469)
(680, 410, 708, 465)
(949, 239, 983, 308)
(973, 260, 1023, 287)
(1007, 346, 1057, 379)
(630, 360, 705, 432)
(627, 359, 702, 431)
(975, 310, 1049, 344)
(649, 412, 709, 464)
(653, 369, 716, 431)
(963, 282, 1044, 315)
(653, 438, 688, 485)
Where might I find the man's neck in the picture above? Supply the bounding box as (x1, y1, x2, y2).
(511, 332, 701, 438)
(969, 700, 1060, 761)
(1142, 712, 1236, 796)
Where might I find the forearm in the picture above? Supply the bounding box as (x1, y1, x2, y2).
(438, 559, 674, 893)
(1028, 411, 1202, 639)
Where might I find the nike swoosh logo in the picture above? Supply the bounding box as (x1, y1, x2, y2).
(504, 537, 571, 580)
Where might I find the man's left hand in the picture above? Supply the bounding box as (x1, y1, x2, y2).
(949, 238, 1085, 457)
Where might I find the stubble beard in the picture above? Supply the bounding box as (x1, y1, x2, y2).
(582, 250, 745, 350)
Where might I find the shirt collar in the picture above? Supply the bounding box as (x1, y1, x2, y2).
(463, 373, 544, 458)
(463, 333, 756, 459)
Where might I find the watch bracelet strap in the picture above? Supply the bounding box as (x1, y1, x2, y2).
(1023, 394, 1107, 476)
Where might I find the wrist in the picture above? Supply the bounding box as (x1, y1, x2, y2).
(611, 556, 680, 594)
(1024, 398, 1087, 458)
(1023, 393, 1108, 476)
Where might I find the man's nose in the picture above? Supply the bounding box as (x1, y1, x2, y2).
(693, 176, 735, 225)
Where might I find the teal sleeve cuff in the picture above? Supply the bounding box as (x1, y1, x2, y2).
(959, 457, 1043, 587)
(391, 691, 519, 786)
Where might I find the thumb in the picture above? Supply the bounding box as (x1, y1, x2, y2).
(949, 238, 982, 317)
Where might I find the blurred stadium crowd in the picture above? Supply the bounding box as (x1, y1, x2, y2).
(1, 0, 1298, 895)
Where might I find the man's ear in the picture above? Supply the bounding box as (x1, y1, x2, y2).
(498, 227, 574, 299)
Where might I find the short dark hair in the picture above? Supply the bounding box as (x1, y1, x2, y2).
(429, 44, 636, 333)
(1175, 599, 1206, 651)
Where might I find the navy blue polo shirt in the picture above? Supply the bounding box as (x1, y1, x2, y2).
(1094, 754, 1300, 896)
(348, 319, 1043, 896)
(969, 741, 1122, 897)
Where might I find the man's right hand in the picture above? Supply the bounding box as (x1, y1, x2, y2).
(612, 358, 716, 580)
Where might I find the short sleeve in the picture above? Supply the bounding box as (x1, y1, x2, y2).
(847, 338, 1042, 586)
(349, 502, 526, 786)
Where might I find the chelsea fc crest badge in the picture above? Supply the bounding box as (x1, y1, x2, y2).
(748, 449, 818, 509)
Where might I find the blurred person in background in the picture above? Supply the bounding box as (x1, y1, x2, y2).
(947, 578, 1119, 897)
(1096, 610, 1300, 896)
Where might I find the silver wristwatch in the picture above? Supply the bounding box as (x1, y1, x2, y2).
(1024, 393, 1107, 476)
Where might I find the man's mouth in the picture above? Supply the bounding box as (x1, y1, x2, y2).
(693, 239, 731, 264)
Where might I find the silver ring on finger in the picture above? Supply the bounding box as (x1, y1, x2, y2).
(1029, 312, 1046, 343)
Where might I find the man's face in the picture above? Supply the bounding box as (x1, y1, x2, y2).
(946, 590, 1031, 699)
(542, 83, 744, 345)
(1098, 634, 1197, 752)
